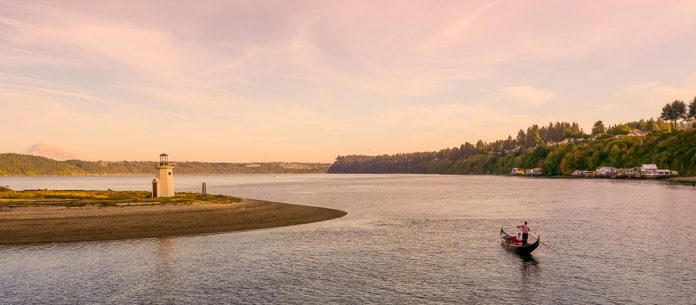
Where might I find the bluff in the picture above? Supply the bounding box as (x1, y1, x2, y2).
(328, 130, 696, 176)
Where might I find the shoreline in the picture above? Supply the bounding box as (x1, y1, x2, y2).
(0, 198, 346, 245)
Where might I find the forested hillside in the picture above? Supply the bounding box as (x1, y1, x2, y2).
(330, 99, 696, 176)
(329, 129, 696, 176)
(0, 154, 330, 176)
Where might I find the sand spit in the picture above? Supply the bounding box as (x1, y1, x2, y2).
(0, 199, 346, 244)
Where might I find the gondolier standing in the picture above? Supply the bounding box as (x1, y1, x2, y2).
(517, 221, 530, 245)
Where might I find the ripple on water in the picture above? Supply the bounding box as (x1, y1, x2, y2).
(1, 175, 696, 304)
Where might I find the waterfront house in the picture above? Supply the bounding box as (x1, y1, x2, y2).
(571, 170, 595, 177)
(524, 168, 543, 176)
(640, 164, 658, 175)
(616, 167, 637, 178)
(596, 166, 617, 177)
(510, 168, 525, 175)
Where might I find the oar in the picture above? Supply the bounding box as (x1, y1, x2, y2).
(520, 229, 561, 255)
(531, 235, 561, 255)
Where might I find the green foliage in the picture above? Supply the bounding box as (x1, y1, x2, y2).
(661, 100, 688, 130)
(592, 120, 606, 135)
(688, 96, 696, 121)
(329, 130, 696, 176)
(0, 190, 241, 207)
(331, 101, 695, 176)
(0, 153, 330, 176)
(607, 124, 631, 135)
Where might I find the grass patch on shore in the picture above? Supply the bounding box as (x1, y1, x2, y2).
(0, 188, 241, 207)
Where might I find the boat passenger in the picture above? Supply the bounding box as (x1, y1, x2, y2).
(507, 233, 521, 244)
(516, 221, 530, 245)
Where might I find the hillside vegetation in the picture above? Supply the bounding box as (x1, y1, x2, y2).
(329, 129, 696, 176)
(330, 105, 696, 177)
(0, 154, 330, 176)
(330, 99, 696, 176)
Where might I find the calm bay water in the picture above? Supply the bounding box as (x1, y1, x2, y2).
(1, 174, 694, 304)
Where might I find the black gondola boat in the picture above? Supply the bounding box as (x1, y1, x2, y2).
(500, 228, 539, 255)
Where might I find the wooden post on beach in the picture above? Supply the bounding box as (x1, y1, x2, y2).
(202, 182, 207, 195)
(152, 179, 158, 197)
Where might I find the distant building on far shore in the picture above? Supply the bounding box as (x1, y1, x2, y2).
(596, 166, 617, 177)
(510, 167, 542, 176)
(639, 164, 658, 176)
(524, 168, 543, 176)
(154, 153, 175, 197)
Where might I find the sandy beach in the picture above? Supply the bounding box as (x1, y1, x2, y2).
(0, 198, 346, 244)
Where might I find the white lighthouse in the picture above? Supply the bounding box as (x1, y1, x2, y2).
(155, 153, 175, 197)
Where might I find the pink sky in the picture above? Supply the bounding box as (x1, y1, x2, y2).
(2, 1, 696, 162)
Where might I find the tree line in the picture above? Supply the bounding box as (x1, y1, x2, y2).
(0, 154, 330, 176)
(329, 97, 696, 176)
(660, 97, 696, 130)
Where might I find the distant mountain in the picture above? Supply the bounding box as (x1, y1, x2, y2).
(24, 143, 78, 161)
(0, 153, 330, 176)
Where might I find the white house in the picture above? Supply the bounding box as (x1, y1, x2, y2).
(639, 164, 658, 175)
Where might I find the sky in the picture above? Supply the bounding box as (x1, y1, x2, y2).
(1, 1, 696, 162)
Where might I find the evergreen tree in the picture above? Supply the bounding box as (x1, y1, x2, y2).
(516, 130, 526, 149)
(591, 120, 606, 135)
(526, 124, 542, 148)
(661, 100, 687, 130)
(688, 96, 696, 122)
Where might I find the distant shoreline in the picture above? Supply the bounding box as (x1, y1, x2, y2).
(0, 153, 331, 176)
(669, 176, 696, 186)
(0, 198, 346, 245)
(0, 173, 329, 177)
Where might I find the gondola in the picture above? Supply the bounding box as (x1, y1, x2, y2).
(500, 228, 539, 255)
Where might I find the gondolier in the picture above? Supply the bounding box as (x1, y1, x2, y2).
(500, 228, 539, 255)
(516, 221, 530, 245)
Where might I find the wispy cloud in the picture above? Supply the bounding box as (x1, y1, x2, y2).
(1, 1, 695, 161)
(606, 74, 696, 123)
(500, 86, 556, 106)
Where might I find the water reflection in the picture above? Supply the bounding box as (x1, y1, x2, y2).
(1, 175, 695, 304)
(153, 238, 177, 301)
(519, 255, 540, 304)
(520, 254, 538, 265)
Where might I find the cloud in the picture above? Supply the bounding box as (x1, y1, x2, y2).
(504, 86, 555, 106)
(372, 102, 553, 153)
(617, 75, 696, 104)
(1, 1, 696, 161)
(606, 74, 696, 123)
(25, 143, 78, 160)
(483, 85, 556, 107)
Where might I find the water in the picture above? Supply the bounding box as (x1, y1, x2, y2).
(1, 174, 694, 304)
